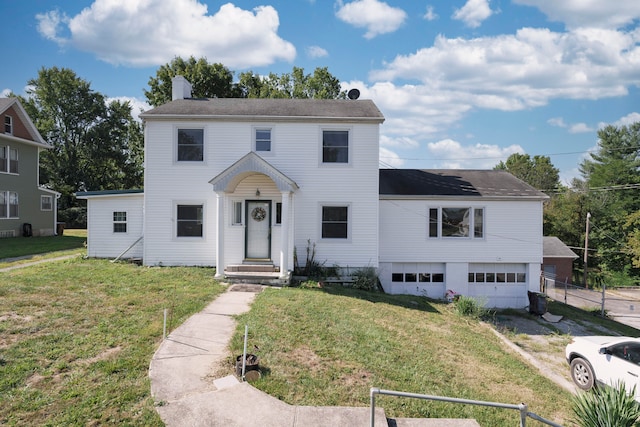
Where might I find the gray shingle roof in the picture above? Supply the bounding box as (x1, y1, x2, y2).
(140, 98, 385, 122)
(544, 236, 579, 259)
(379, 169, 549, 199)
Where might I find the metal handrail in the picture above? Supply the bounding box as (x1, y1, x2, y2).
(370, 388, 563, 427)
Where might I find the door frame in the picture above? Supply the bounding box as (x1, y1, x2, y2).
(244, 200, 272, 261)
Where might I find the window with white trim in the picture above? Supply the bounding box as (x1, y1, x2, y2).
(232, 201, 243, 225)
(177, 128, 204, 161)
(0, 146, 6, 172)
(255, 128, 271, 152)
(391, 263, 445, 283)
(322, 130, 349, 164)
(41, 195, 53, 211)
(9, 147, 18, 174)
(321, 205, 348, 239)
(177, 204, 203, 237)
(4, 116, 12, 134)
(429, 207, 484, 238)
(468, 264, 526, 284)
(113, 211, 127, 233)
(0, 191, 19, 218)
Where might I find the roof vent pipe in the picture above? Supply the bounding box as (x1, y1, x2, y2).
(172, 75, 193, 101)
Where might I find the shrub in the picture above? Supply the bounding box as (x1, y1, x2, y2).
(453, 295, 486, 319)
(572, 382, 640, 427)
(351, 266, 378, 291)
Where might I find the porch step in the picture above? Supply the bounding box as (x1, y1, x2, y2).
(226, 264, 279, 273)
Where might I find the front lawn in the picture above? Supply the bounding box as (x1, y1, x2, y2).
(0, 258, 224, 426)
(0, 229, 87, 261)
(230, 285, 574, 425)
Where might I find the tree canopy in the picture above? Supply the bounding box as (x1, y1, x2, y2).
(21, 67, 143, 219)
(144, 56, 346, 106)
(495, 153, 560, 191)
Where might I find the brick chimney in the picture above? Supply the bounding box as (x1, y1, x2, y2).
(172, 75, 193, 100)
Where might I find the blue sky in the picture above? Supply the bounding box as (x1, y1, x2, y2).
(2, 0, 639, 185)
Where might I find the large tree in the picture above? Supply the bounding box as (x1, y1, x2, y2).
(144, 56, 346, 104)
(21, 67, 144, 213)
(144, 56, 239, 107)
(578, 122, 640, 282)
(495, 153, 560, 191)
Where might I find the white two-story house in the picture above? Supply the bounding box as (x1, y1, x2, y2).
(78, 77, 548, 308)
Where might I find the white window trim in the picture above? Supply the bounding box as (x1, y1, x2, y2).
(231, 200, 243, 226)
(4, 115, 12, 135)
(113, 211, 127, 234)
(174, 201, 206, 239)
(3, 191, 19, 219)
(428, 206, 485, 240)
(253, 126, 274, 156)
(175, 126, 206, 164)
(319, 127, 352, 166)
(41, 195, 53, 211)
(319, 202, 351, 242)
(0, 145, 18, 175)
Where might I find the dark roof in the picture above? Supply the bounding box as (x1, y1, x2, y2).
(379, 169, 549, 199)
(76, 189, 144, 198)
(140, 98, 384, 122)
(544, 236, 579, 259)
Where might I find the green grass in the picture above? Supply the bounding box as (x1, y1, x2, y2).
(230, 285, 574, 425)
(0, 258, 225, 426)
(0, 229, 87, 262)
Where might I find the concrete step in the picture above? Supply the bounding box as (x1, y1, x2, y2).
(226, 264, 278, 273)
(390, 418, 481, 426)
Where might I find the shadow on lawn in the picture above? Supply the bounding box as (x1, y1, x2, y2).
(305, 282, 441, 314)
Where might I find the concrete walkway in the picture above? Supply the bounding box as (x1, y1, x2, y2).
(148, 284, 480, 427)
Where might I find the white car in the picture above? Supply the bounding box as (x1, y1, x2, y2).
(566, 336, 640, 400)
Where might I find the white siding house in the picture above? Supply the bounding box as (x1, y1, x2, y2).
(78, 76, 549, 308)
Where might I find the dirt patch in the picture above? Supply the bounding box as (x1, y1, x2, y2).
(229, 284, 265, 293)
(77, 346, 122, 366)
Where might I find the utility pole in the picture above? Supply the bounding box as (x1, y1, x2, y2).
(583, 212, 591, 288)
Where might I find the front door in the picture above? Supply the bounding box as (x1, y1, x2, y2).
(245, 200, 271, 260)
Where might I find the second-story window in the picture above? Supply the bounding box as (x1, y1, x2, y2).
(322, 130, 349, 164)
(255, 128, 271, 152)
(177, 128, 204, 161)
(0, 146, 6, 172)
(4, 116, 12, 134)
(0, 146, 17, 174)
(9, 148, 18, 174)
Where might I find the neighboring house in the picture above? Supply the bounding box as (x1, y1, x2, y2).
(542, 236, 579, 286)
(0, 98, 58, 238)
(78, 76, 549, 308)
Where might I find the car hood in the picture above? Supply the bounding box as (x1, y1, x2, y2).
(574, 336, 631, 346)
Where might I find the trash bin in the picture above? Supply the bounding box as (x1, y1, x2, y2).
(22, 223, 32, 237)
(56, 222, 65, 236)
(528, 291, 547, 315)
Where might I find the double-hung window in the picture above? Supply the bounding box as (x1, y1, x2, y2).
(0, 146, 6, 172)
(322, 130, 349, 164)
(41, 195, 53, 211)
(4, 116, 12, 134)
(1, 146, 18, 174)
(9, 148, 18, 174)
(177, 204, 203, 237)
(0, 191, 18, 218)
(113, 211, 127, 233)
(177, 129, 204, 161)
(255, 128, 272, 153)
(321, 205, 348, 239)
(429, 207, 484, 238)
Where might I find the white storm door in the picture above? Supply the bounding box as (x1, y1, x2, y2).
(246, 201, 271, 259)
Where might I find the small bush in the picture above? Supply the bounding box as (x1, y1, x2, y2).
(572, 382, 640, 427)
(454, 295, 486, 319)
(351, 266, 378, 291)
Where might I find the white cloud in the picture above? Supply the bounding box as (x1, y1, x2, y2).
(548, 117, 567, 128)
(369, 27, 640, 112)
(452, 0, 494, 28)
(36, 0, 296, 68)
(568, 123, 593, 133)
(335, 0, 407, 39)
(610, 112, 640, 127)
(306, 46, 328, 59)
(379, 146, 404, 168)
(427, 138, 524, 169)
(423, 5, 438, 21)
(513, 0, 640, 30)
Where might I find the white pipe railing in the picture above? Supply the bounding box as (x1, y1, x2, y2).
(370, 388, 563, 427)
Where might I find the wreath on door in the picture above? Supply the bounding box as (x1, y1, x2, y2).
(251, 207, 267, 222)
